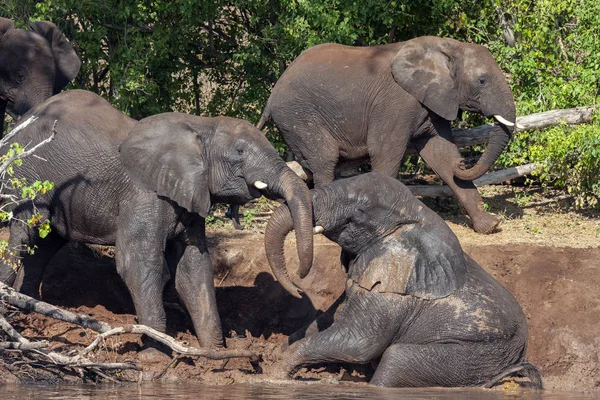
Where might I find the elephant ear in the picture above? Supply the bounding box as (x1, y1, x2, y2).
(0, 17, 14, 40)
(28, 21, 81, 92)
(350, 224, 467, 299)
(119, 115, 212, 217)
(391, 37, 459, 121)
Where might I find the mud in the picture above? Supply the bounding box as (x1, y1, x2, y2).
(0, 230, 599, 392)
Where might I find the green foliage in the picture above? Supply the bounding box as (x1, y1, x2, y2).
(0, 138, 54, 264)
(500, 117, 600, 208)
(2, 0, 599, 203)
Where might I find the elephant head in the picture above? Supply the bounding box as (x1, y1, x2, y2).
(119, 113, 314, 277)
(0, 18, 80, 136)
(391, 36, 517, 181)
(265, 172, 466, 298)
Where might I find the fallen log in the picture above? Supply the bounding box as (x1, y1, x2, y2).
(451, 106, 597, 149)
(407, 163, 539, 197)
(0, 281, 259, 366)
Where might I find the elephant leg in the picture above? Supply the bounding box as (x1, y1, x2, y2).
(226, 204, 244, 230)
(284, 127, 338, 188)
(370, 342, 502, 388)
(13, 231, 66, 298)
(286, 291, 346, 347)
(0, 215, 66, 297)
(369, 132, 410, 178)
(414, 135, 501, 233)
(0, 99, 6, 138)
(279, 288, 397, 378)
(174, 241, 223, 348)
(115, 213, 170, 333)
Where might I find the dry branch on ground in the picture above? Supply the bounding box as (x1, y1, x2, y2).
(0, 281, 258, 383)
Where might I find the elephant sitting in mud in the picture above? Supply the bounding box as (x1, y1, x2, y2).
(264, 173, 541, 388)
(0, 18, 80, 137)
(258, 36, 521, 234)
(0, 90, 314, 349)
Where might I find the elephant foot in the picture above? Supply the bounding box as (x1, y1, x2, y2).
(471, 212, 502, 234)
(138, 335, 173, 361)
(137, 346, 171, 364)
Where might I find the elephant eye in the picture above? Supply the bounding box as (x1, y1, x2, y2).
(478, 76, 488, 86)
(237, 148, 244, 155)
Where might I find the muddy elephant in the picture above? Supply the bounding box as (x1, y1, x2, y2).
(0, 90, 313, 348)
(0, 18, 80, 137)
(264, 173, 541, 388)
(258, 36, 520, 234)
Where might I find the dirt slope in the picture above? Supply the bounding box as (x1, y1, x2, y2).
(1, 231, 599, 391)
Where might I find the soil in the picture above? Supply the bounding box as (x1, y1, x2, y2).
(0, 186, 599, 391)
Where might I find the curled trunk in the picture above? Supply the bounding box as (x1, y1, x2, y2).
(264, 202, 303, 298)
(453, 120, 512, 181)
(270, 168, 313, 280)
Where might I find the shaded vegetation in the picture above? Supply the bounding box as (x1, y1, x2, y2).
(1, 0, 599, 204)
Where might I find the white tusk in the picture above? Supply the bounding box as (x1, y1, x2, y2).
(516, 122, 526, 130)
(313, 226, 324, 234)
(253, 181, 268, 190)
(493, 114, 515, 127)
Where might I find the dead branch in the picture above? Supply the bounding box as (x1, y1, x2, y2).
(0, 315, 27, 343)
(0, 282, 113, 333)
(408, 163, 539, 197)
(81, 325, 259, 362)
(450, 106, 597, 149)
(0, 116, 38, 149)
(0, 341, 49, 350)
(0, 119, 56, 176)
(0, 281, 259, 362)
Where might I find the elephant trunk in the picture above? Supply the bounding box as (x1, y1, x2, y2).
(264, 202, 304, 298)
(269, 167, 314, 280)
(452, 103, 516, 182)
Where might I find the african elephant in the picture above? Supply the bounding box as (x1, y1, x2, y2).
(264, 173, 541, 388)
(258, 36, 520, 234)
(0, 90, 313, 349)
(0, 18, 80, 137)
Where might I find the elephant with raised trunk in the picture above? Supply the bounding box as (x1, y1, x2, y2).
(0, 18, 80, 137)
(258, 36, 520, 233)
(0, 90, 313, 349)
(264, 173, 541, 388)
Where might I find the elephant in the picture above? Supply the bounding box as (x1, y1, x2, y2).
(264, 173, 541, 388)
(257, 36, 521, 234)
(0, 18, 81, 137)
(0, 89, 314, 349)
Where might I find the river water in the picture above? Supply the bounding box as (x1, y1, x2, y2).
(0, 383, 596, 399)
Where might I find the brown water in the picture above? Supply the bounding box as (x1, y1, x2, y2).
(0, 383, 596, 399)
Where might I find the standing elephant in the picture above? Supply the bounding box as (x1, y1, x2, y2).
(0, 18, 80, 137)
(264, 173, 541, 388)
(258, 36, 520, 233)
(0, 90, 313, 349)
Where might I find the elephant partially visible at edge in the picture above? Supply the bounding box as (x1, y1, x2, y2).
(264, 173, 541, 388)
(258, 36, 519, 234)
(0, 17, 80, 137)
(0, 90, 314, 349)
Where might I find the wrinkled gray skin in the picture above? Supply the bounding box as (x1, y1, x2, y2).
(0, 90, 313, 348)
(265, 173, 541, 388)
(258, 36, 517, 234)
(0, 18, 80, 137)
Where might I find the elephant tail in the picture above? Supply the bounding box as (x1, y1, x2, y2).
(256, 100, 272, 131)
(483, 362, 543, 389)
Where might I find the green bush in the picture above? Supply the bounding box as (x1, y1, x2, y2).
(498, 115, 600, 208)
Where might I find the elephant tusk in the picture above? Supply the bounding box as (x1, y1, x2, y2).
(493, 114, 515, 127)
(516, 122, 526, 130)
(313, 226, 324, 234)
(253, 181, 268, 190)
